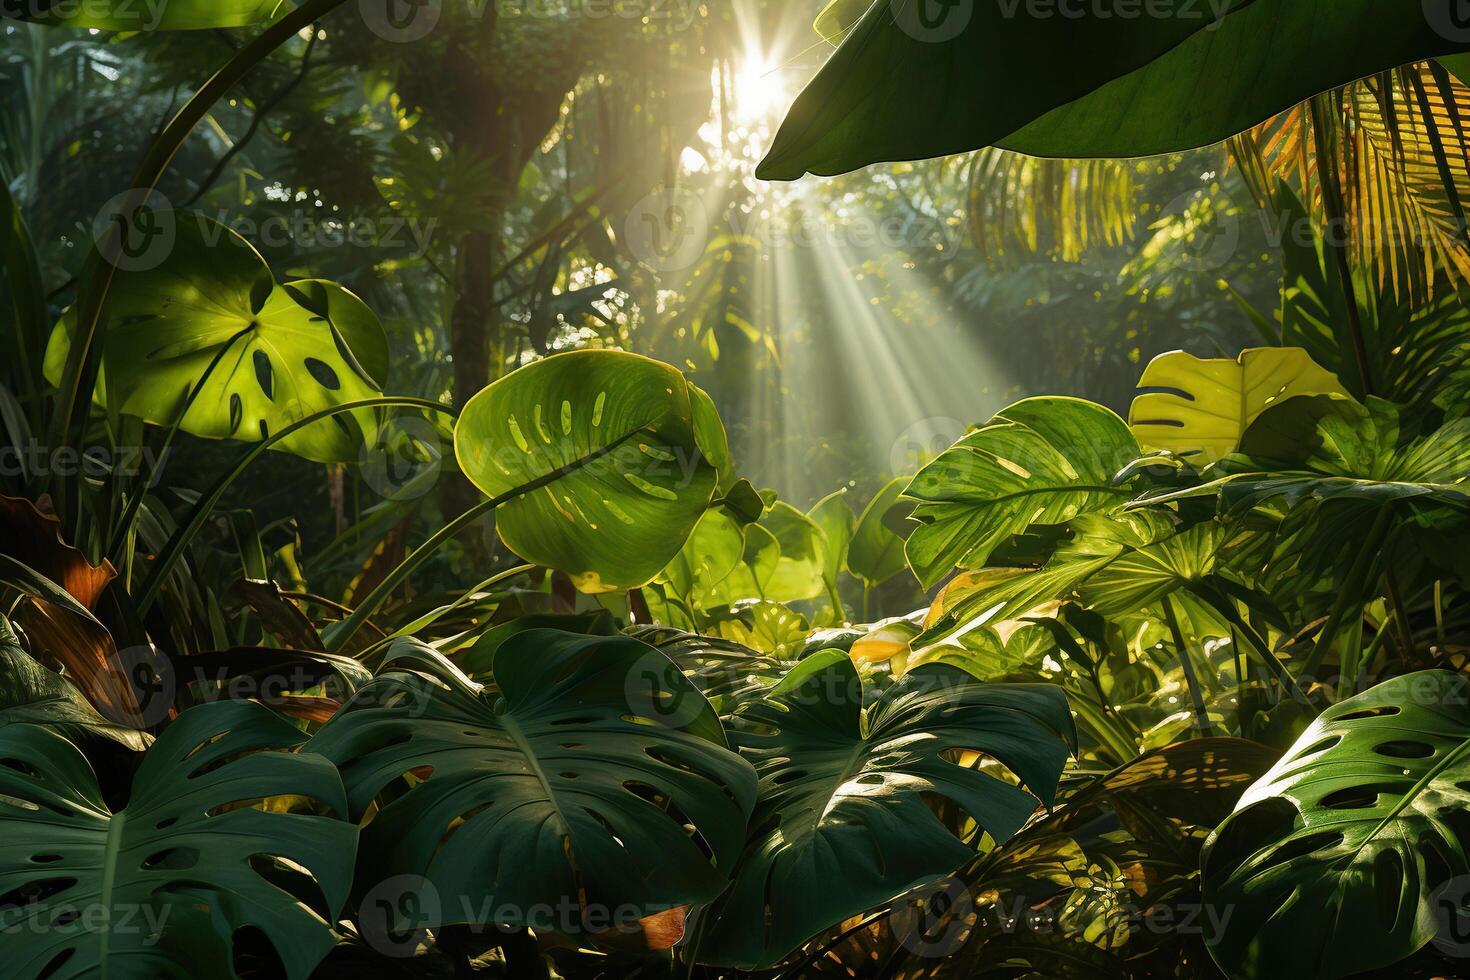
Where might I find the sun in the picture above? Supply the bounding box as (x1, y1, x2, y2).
(731, 55, 793, 126)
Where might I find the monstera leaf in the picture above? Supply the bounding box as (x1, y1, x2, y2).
(758, 1, 1470, 178)
(455, 350, 721, 592)
(904, 398, 1139, 590)
(43, 214, 388, 463)
(757, 501, 828, 602)
(1154, 394, 1470, 512)
(1201, 671, 1470, 978)
(700, 652, 1075, 968)
(0, 0, 280, 29)
(847, 476, 913, 588)
(0, 700, 356, 979)
(1129, 348, 1349, 464)
(310, 631, 757, 931)
(913, 511, 1183, 647)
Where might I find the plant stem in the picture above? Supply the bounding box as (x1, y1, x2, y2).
(1302, 506, 1393, 679)
(137, 397, 451, 612)
(324, 427, 648, 652)
(1307, 95, 1375, 398)
(47, 0, 352, 515)
(1163, 594, 1214, 737)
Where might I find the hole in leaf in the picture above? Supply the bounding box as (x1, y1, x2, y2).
(304, 357, 341, 390)
(1320, 786, 1387, 810)
(1338, 705, 1401, 721)
(253, 350, 274, 400)
(1374, 740, 1434, 759)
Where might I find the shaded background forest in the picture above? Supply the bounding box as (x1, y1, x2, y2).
(1, 1, 1273, 594)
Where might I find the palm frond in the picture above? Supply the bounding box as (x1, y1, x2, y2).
(966, 149, 1138, 263)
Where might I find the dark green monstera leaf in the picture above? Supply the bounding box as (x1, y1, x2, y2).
(1152, 394, 1470, 512)
(700, 651, 1076, 968)
(454, 350, 721, 593)
(1202, 671, 1470, 978)
(310, 630, 757, 932)
(43, 213, 388, 463)
(759, 1, 1470, 178)
(904, 397, 1139, 590)
(0, 0, 281, 29)
(0, 699, 356, 979)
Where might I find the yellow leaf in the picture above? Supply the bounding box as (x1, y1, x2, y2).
(1129, 347, 1348, 464)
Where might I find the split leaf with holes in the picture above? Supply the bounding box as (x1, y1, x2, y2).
(1201, 670, 1470, 978)
(1148, 394, 1470, 513)
(455, 349, 722, 592)
(699, 651, 1075, 968)
(0, 699, 356, 979)
(1128, 348, 1349, 465)
(903, 397, 1139, 590)
(309, 631, 757, 931)
(43, 213, 388, 463)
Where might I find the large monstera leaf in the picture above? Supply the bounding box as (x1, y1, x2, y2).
(903, 398, 1139, 590)
(455, 350, 721, 593)
(758, 1, 1470, 178)
(1201, 671, 1470, 978)
(700, 651, 1076, 968)
(1156, 394, 1470, 513)
(0, 700, 356, 979)
(0, 0, 280, 29)
(43, 214, 388, 463)
(1129, 348, 1349, 464)
(309, 631, 757, 931)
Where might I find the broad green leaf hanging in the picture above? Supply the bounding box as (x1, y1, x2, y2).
(1, 0, 283, 30)
(700, 652, 1075, 968)
(43, 214, 389, 463)
(0, 700, 356, 979)
(454, 350, 722, 593)
(759, 1, 1470, 178)
(1202, 671, 1470, 978)
(904, 398, 1139, 590)
(310, 631, 757, 931)
(1129, 348, 1349, 464)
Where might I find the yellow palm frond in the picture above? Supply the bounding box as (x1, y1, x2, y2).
(965, 149, 1138, 263)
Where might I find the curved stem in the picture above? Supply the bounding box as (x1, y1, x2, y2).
(324, 426, 648, 652)
(1164, 594, 1214, 737)
(48, 0, 352, 502)
(106, 325, 253, 560)
(138, 397, 452, 612)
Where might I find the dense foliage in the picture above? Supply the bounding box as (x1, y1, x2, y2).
(5, 2, 1470, 978)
